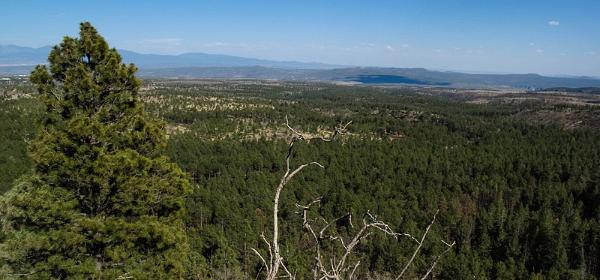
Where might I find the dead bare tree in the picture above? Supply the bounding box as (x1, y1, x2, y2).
(251, 116, 350, 280)
(297, 201, 455, 280)
(252, 116, 454, 280)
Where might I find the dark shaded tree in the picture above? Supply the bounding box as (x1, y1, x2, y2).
(0, 22, 191, 279)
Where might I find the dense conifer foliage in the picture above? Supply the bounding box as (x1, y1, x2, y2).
(0, 23, 191, 279)
(148, 81, 600, 279)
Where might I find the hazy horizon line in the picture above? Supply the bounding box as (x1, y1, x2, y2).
(2, 43, 599, 79)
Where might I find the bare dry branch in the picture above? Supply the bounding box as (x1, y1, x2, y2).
(420, 240, 456, 280)
(298, 203, 455, 280)
(256, 117, 351, 280)
(349, 261, 361, 280)
(251, 248, 270, 276)
(285, 115, 351, 143)
(260, 233, 274, 269)
(396, 209, 439, 280)
(281, 261, 295, 279)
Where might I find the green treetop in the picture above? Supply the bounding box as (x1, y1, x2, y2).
(0, 22, 191, 279)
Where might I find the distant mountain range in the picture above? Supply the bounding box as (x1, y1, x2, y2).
(118, 50, 339, 69)
(2, 44, 600, 89)
(0, 44, 339, 69)
(0, 45, 52, 65)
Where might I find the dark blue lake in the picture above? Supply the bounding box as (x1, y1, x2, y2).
(349, 75, 449, 85)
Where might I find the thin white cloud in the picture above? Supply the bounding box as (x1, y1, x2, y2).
(385, 45, 394, 51)
(548, 20, 560, 27)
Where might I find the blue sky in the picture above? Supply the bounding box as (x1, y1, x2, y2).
(2, 0, 599, 76)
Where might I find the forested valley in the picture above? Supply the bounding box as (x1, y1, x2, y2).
(1, 73, 599, 279)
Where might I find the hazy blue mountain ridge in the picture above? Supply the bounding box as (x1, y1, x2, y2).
(2, 45, 600, 88)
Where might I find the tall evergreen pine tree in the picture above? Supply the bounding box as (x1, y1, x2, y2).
(0, 22, 191, 279)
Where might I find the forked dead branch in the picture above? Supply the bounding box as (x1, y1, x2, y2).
(252, 116, 454, 280)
